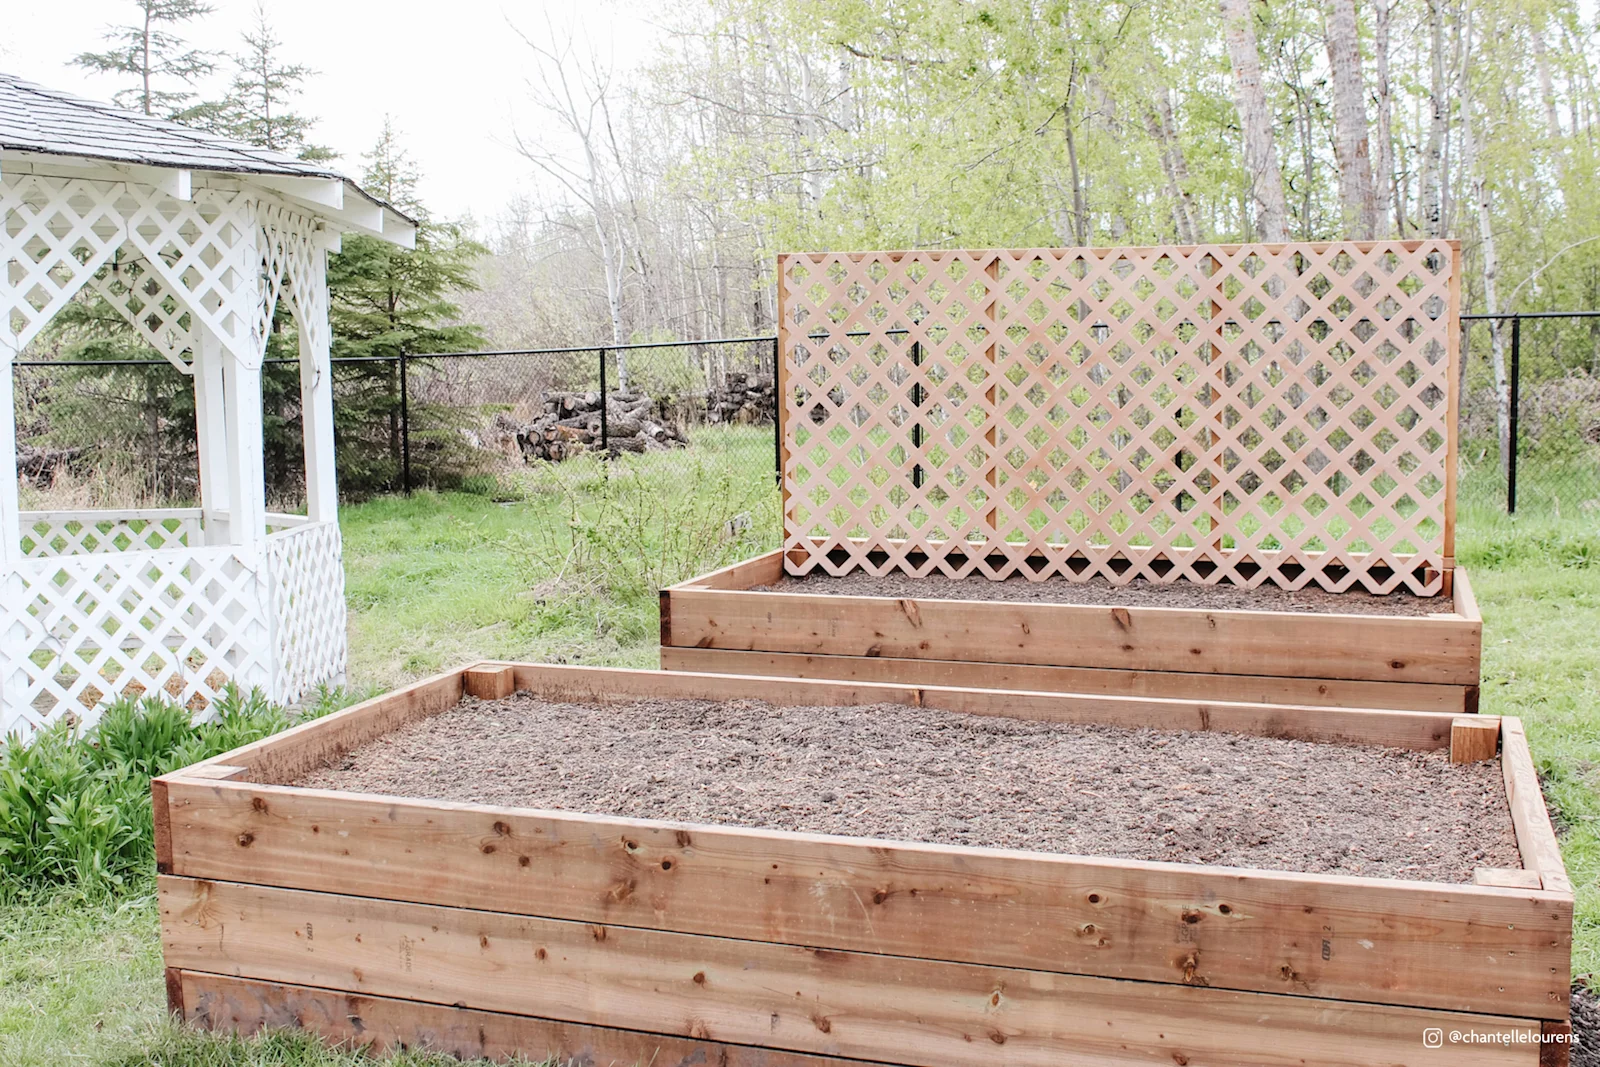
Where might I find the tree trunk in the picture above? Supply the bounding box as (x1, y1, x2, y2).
(1456, 8, 1510, 475)
(1373, 0, 1399, 235)
(1221, 0, 1290, 241)
(1146, 91, 1199, 243)
(1421, 0, 1448, 236)
(1325, 0, 1379, 239)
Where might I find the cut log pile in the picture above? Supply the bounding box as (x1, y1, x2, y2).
(705, 372, 776, 425)
(16, 442, 83, 486)
(513, 391, 689, 463)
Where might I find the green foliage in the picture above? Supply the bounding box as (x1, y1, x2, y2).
(182, 3, 330, 159)
(325, 123, 488, 495)
(72, 0, 217, 117)
(0, 688, 305, 899)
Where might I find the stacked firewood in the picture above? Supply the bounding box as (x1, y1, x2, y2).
(513, 390, 689, 462)
(16, 442, 82, 486)
(705, 372, 776, 425)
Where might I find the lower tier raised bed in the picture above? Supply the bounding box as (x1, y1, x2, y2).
(157, 662, 1571, 1067)
(661, 550, 1484, 713)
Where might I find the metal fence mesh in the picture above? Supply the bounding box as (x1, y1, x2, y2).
(14, 323, 1599, 528)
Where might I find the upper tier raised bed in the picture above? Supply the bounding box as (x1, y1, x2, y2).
(157, 662, 1571, 1067)
(662, 548, 1482, 712)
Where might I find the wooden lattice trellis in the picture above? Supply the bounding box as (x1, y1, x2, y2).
(779, 241, 1459, 595)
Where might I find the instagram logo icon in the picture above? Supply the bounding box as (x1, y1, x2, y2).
(1422, 1029, 1444, 1048)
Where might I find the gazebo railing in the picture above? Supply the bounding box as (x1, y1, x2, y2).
(1, 508, 346, 734)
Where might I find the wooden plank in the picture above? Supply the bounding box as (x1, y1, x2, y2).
(182, 972, 901, 1067)
(663, 586, 1483, 684)
(506, 663, 923, 712)
(1445, 242, 1462, 565)
(462, 664, 514, 700)
(1474, 868, 1542, 890)
(162, 777, 1572, 1017)
(660, 645, 1476, 714)
(1503, 717, 1575, 895)
(1541, 1019, 1574, 1067)
(178, 668, 466, 786)
(1452, 716, 1501, 763)
(161, 877, 1541, 1067)
(1454, 565, 1482, 621)
(165, 967, 184, 1018)
(151, 777, 172, 875)
(674, 549, 786, 590)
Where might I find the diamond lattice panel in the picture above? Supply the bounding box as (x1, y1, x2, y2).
(265, 521, 347, 705)
(779, 242, 1457, 594)
(0, 545, 271, 733)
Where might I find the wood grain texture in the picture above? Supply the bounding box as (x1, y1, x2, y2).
(662, 585, 1482, 684)
(659, 644, 1476, 714)
(1503, 717, 1575, 896)
(160, 877, 1540, 1067)
(182, 972, 898, 1067)
(191, 668, 465, 786)
(780, 243, 1457, 595)
(1473, 868, 1543, 890)
(160, 777, 1571, 1016)
(1451, 716, 1501, 763)
(461, 664, 514, 700)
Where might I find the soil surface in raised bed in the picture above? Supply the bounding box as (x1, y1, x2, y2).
(758, 571, 1448, 616)
(295, 694, 1518, 883)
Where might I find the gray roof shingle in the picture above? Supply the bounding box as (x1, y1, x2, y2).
(0, 71, 413, 226)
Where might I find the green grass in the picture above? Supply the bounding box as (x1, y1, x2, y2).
(1, 442, 1596, 1064)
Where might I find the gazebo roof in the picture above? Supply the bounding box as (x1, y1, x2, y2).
(0, 71, 414, 246)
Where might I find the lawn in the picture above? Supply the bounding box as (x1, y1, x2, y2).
(1, 442, 1596, 1066)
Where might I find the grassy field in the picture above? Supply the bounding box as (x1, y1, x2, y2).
(1, 440, 1596, 1066)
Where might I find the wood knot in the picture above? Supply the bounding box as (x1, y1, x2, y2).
(988, 1030, 1006, 1045)
(235, 832, 254, 848)
(1181, 951, 1204, 984)
(1110, 607, 1132, 630)
(479, 935, 489, 949)
(812, 1015, 832, 1034)
(480, 843, 496, 854)
(535, 947, 547, 960)
(693, 971, 706, 985)
(492, 821, 511, 836)
(250, 796, 268, 812)
(518, 855, 531, 867)
(1182, 910, 1201, 924)
(872, 890, 889, 905)
(675, 829, 693, 847)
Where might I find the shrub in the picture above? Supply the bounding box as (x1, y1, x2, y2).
(0, 686, 345, 899)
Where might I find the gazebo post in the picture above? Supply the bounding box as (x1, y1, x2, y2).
(193, 330, 233, 545)
(0, 349, 19, 567)
(298, 247, 339, 524)
(220, 347, 267, 548)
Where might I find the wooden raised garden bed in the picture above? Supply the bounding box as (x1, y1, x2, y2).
(661, 550, 1484, 713)
(157, 661, 1571, 1066)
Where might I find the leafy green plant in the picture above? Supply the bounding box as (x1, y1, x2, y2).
(0, 688, 303, 899)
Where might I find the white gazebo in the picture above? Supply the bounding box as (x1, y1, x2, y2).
(0, 72, 416, 734)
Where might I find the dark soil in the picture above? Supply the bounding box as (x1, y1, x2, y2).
(295, 693, 1518, 883)
(1573, 983, 1600, 1067)
(761, 571, 1449, 616)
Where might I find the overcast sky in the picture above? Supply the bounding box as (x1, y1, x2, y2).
(3, 0, 658, 225)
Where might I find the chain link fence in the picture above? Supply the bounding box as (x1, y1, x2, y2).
(14, 319, 1600, 528)
(13, 336, 780, 517)
(1460, 312, 1600, 521)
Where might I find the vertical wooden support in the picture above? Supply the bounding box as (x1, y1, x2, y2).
(296, 247, 338, 525)
(1450, 715, 1500, 763)
(1443, 240, 1462, 576)
(0, 350, 19, 567)
(1540, 1020, 1573, 1067)
(222, 349, 267, 547)
(193, 329, 233, 545)
(463, 664, 516, 700)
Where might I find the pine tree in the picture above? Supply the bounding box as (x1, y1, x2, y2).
(189, 3, 330, 160)
(72, 0, 217, 118)
(325, 121, 487, 493)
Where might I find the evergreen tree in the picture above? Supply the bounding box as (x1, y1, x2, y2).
(72, 0, 217, 118)
(324, 121, 487, 493)
(189, 3, 331, 160)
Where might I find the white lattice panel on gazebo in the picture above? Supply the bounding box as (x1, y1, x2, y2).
(0, 544, 270, 729)
(266, 520, 347, 705)
(779, 242, 1457, 594)
(20, 510, 204, 558)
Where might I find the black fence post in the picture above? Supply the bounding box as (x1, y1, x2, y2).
(911, 340, 925, 489)
(598, 347, 608, 455)
(773, 336, 783, 487)
(399, 353, 412, 496)
(1507, 315, 1521, 515)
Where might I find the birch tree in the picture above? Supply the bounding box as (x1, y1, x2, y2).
(1221, 0, 1290, 241)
